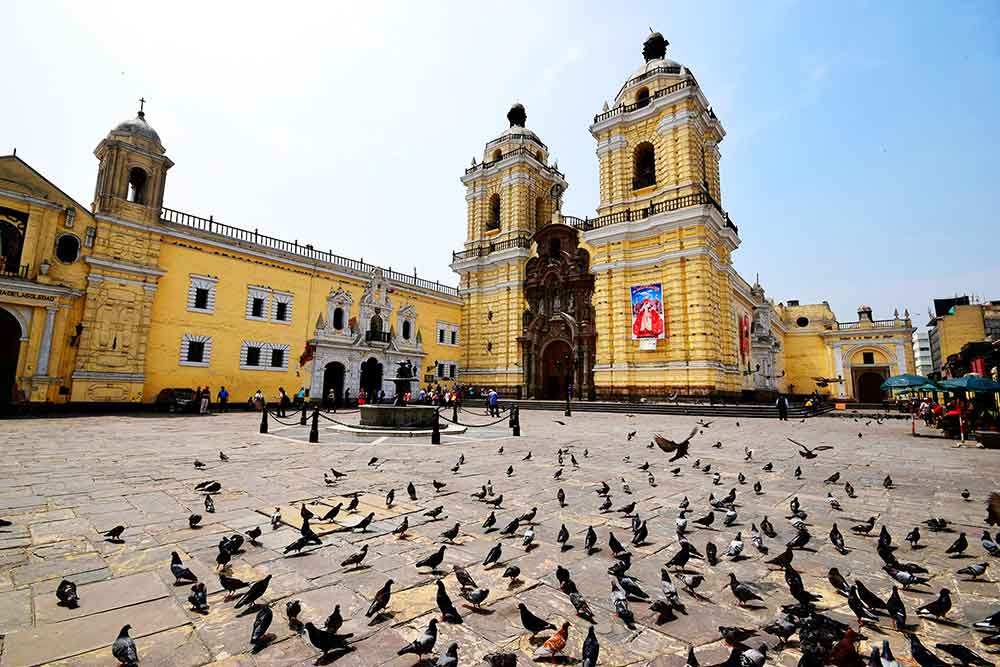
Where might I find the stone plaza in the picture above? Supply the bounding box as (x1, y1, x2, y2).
(0, 409, 997, 666)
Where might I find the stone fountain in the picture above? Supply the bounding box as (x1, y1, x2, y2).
(359, 360, 436, 429)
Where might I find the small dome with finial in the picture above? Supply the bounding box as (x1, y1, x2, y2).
(110, 99, 163, 150)
(506, 102, 527, 128)
(642, 30, 668, 62)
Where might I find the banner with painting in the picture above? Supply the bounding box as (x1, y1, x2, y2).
(630, 283, 665, 341)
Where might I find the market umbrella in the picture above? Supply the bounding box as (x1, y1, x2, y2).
(938, 375, 1000, 442)
(880, 374, 939, 436)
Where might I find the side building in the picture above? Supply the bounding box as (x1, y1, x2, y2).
(0, 109, 462, 409)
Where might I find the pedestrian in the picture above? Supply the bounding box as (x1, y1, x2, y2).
(294, 386, 306, 407)
(488, 387, 499, 417)
(217, 386, 229, 413)
(201, 386, 210, 414)
(344, 387, 351, 408)
(377, 388, 385, 404)
(775, 393, 789, 421)
(277, 387, 290, 417)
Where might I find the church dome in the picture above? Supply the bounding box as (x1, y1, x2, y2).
(111, 110, 162, 146)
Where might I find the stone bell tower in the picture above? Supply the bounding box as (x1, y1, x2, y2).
(70, 102, 171, 403)
(451, 103, 568, 396)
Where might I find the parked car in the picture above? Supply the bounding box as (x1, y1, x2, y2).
(154, 388, 200, 413)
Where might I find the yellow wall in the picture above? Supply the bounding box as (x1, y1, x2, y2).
(936, 305, 986, 361)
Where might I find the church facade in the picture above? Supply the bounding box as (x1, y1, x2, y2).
(0, 33, 914, 410)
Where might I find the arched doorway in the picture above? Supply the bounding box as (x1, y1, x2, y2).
(0, 308, 22, 409)
(322, 362, 345, 407)
(359, 357, 383, 401)
(541, 340, 572, 400)
(856, 371, 887, 403)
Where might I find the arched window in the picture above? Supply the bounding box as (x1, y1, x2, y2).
(402, 320, 411, 340)
(491, 149, 502, 161)
(332, 307, 345, 330)
(548, 237, 561, 257)
(55, 234, 80, 263)
(534, 197, 545, 230)
(487, 193, 501, 231)
(127, 167, 147, 204)
(633, 142, 656, 190)
(635, 87, 650, 108)
(369, 314, 382, 333)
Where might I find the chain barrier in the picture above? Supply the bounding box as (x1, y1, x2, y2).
(265, 409, 305, 426)
(459, 404, 512, 417)
(437, 408, 511, 428)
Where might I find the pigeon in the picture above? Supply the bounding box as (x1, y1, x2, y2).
(916, 588, 952, 619)
(885, 565, 930, 589)
(848, 584, 880, 625)
(908, 634, 949, 667)
(788, 437, 834, 458)
(194, 480, 217, 491)
(522, 451, 532, 461)
(653, 427, 699, 461)
(724, 508, 738, 527)
(235, 574, 272, 609)
(56, 579, 79, 608)
(481, 510, 497, 531)
(753, 481, 763, 495)
(533, 621, 570, 659)
(611, 578, 635, 624)
(286, 599, 302, 628)
(440, 522, 461, 543)
(632, 521, 648, 546)
(435, 642, 459, 667)
(830, 524, 848, 554)
(569, 591, 595, 620)
(678, 573, 704, 595)
(483, 542, 502, 568)
(385, 489, 395, 507)
(762, 616, 796, 646)
(983, 530, 1000, 556)
(393, 516, 409, 537)
(188, 582, 208, 613)
(304, 622, 354, 655)
(855, 579, 887, 611)
(582, 625, 600, 667)
(935, 643, 994, 667)
(349, 512, 375, 532)
(398, 618, 438, 658)
(188, 514, 202, 529)
(485, 494, 504, 508)
(112, 624, 138, 666)
(502, 565, 521, 583)
(461, 587, 489, 608)
(103, 525, 125, 541)
(329, 467, 347, 480)
(599, 496, 613, 512)
(368, 457, 379, 466)
(845, 481, 856, 498)
(282, 535, 312, 554)
(728, 573, 763, 607)
(452, 564, 477, 591)
(341, 544, 369, 568)
(345, 496, 360, 512)
(787, 528, 811, 550)
(827, 493, 842, 511)
(719, 626, 757, 644)
(741, 645, 768, 667)
(828, 567, 850, 596)
(887, 585, 907, 629)
(216, 542, 232, 568)
(519, 602, 556, 634)
(500, 516, 520, 537)
(558, 523, 571, 549)
(692, 511, 715, 528)
(974, 609, 1000, 632)
(193, 459, 206, 469)
(484, 652, 519, 667)
(219, 451, 229, 461)
(323, 604, 343, 633)
(204, 495, 215, 513)
(851, 516, 876, 535)
(416, 546, 447, 571)
(946, 532, 969, 556)
(557, 488, 566, 507)
(585, 526, 598, 553)
(219, 573, 249, 597)
(883, 474, 893, 489)
(957, 562, 989, 580)
(905, 526, 920, 548)
(170, 551, 198, 583)
(617, 574, 650, 600)
(723, 532, 744, 558)
(521, 526, 535, 549)
(300, 504, 315, 521)
(825, 472, 841, 484)
(366, 579, 394, 618)
(760, 516, 776, 539)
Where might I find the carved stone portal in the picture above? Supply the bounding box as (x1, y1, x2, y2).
(518, 224, 595, 399)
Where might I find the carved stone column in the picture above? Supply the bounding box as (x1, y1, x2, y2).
(36, 305, 58, 377)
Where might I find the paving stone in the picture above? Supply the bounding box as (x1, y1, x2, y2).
(0, 588, 32, 633)
(34, 570, 171, 624)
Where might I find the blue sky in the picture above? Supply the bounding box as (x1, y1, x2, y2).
(4, 1, 998, 326)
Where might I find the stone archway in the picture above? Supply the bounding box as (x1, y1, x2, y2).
(359, 357, 383, 400)
(519, 224, 596, 400)
(0, 307, 22, 409)
(854, 369, 888, 403)
(322, 361, 345, 407)
(540, 339, 573, 399)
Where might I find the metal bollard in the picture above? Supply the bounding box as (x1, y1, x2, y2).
(431, 409, 441, 445)
(564, 390, 572, 417)
(452, 403, 459, 424)
(300, 401, 307, 426)
(309, 406, 319, 443)
(512, 404, 520, 437)
(259, 404, 269, 434)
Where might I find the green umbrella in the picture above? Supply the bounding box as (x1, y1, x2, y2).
(880, 373, 937, 390)
(940, 375, 1000, 392)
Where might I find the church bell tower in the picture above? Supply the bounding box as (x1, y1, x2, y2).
(451, 103, 568, 396)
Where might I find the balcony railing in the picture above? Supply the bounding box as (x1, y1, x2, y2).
(160, 207, 459, 297)
(836, 319, 905, 330)
(595, 77, 696, 124)
(564, 191, 738, 235)
(365, 330, 392, 343)
(623, 64, 683, 90)
(465, 146, 564, 178)
(0, 264, 29, 279)
(485, 132, 547, 152)
(452, 235, 532, 261)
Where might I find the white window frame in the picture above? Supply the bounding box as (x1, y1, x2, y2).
(246, 286, 270, 321)
(179, 334, 212, 367)
(272, 290, 294, 324)
(188, 274, 218, 314)
(240, 340, 290, 371)
(436, 321, 460, 347)
(436, 359, 458, 379)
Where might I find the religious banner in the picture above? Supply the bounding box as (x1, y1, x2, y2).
(739, 312, 751, 364)
(631, 283, 665, 341)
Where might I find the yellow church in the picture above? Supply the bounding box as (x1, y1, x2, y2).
(0, 32, 914, 411)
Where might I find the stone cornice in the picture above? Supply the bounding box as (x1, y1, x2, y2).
(0, 277, 82, 299)
(85, 255, 166, 278)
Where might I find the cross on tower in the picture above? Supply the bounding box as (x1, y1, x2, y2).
(138, 97, 146, 113)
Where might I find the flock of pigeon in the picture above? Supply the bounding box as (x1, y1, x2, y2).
(20, 415, 1000, 666)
